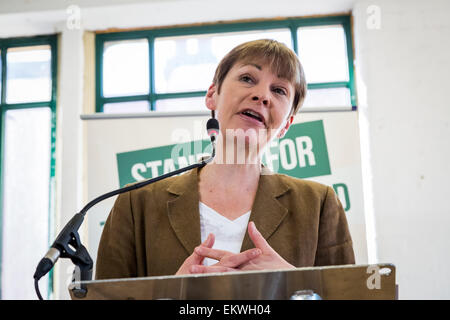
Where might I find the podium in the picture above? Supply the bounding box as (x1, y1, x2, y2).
(69, 263, 396, 300)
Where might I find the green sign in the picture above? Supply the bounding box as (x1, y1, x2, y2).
(262, 120, 331, 178)
(116, 120, 331, 187)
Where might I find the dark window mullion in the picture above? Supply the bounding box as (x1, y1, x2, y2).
(148, 36, 155, 111)
(155, 91, 207, 100)
(95, 37, 104, 112)
(2, 102, 51, 110)
(50, 36, 58, 108)
(289, 23, 298, 55)
(308, 81, 350, 90)
(101, 91, 207, 106)
(1, 48, 6, 105)
(102, 94, 150, 104)
(343, 19, 357, 107)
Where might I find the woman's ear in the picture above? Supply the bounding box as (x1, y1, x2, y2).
(205, 83, 217, 112)
(278, 115, 294, 139)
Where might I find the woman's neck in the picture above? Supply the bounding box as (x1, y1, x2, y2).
(212, 134, 262, 166)
(198, 162, 261, 219)
(199, 160, 261, 189)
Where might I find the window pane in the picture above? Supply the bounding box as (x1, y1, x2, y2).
(103, 39, 149, 98)
(1, 107, 51, 299)
(297, 25, 349, 83)
(155, 97, 206, 112)
(154, 29, 292, 94)
(6, 45, 52, 104)
(302, 87, 351, 109)
(103, 100, 150, 113)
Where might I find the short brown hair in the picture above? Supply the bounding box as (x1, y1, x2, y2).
(212, 39, 307, 115)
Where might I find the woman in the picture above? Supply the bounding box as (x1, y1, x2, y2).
(96, 39, 355, 279)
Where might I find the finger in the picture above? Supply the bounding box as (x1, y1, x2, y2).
(202, 233, 215, 248)
(248, 221, 271, 251)
(218, 248, 262, 268)
(195, 246, 261, 267)
(190, 265, 236, 274)
(194, 246, 229, 261)
(192, 233, 215, 264)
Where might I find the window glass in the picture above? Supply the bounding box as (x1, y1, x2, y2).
(154, 29, 292, 93)
(1, 107, 51, 299)
(6, 45, 51, 103)
(302, 87, 351, 109)
(155, 96, 206, 112)
(297, 25, 349, 83)
(103, 39, 149, 98)
(103, 100, 150, 113)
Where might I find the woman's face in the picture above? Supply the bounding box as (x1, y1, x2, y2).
(206, 61, 295, 155)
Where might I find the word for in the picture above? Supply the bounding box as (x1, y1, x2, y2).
(264, 136, 316, 172)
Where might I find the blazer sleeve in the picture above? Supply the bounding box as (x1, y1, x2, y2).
(314, 186, 355, 266)
(95, 191, 137, 280)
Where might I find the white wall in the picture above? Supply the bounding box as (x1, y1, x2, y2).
(353, 0, 450, 299)
(1, 0, 449, 299)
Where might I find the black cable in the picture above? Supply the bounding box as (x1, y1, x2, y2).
(35, 277, 43, 300)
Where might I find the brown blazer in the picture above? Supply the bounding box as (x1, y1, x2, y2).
(95, 167, 355, 280)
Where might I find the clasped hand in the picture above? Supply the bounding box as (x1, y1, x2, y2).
(175, 221, 294, 275)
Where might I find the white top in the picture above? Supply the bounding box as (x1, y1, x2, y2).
(199, 201, 251, 266)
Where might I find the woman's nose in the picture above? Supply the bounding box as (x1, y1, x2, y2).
(251, 93, 269, 106)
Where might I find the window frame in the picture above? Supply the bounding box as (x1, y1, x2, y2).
(0, 34, 57, 299)
(95, 15, 356, 112)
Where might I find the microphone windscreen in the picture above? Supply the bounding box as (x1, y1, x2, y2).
(206, 118, 220, 137)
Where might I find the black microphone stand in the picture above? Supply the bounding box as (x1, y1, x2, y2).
(34, 120, 218, 300)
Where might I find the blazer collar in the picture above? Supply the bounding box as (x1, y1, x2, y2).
(166, 167, 291, 255)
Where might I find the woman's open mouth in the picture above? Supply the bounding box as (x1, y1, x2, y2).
(238, 109, 266, 127)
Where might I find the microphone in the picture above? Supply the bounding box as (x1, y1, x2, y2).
(206, 118, 220, 142)
(34, 118, 219, 299)
(34, 212, 92, 299)
(34, 213, 85, 281)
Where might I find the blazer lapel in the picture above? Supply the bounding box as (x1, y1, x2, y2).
(241, 171, 290, 252)
(166, 168, 201, 256)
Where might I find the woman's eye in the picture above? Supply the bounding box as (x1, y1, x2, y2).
(273, 87, 287, 96)
(240, 75, 253, 83)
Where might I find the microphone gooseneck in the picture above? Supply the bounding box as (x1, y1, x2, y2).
(34, 118, 219, 300)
